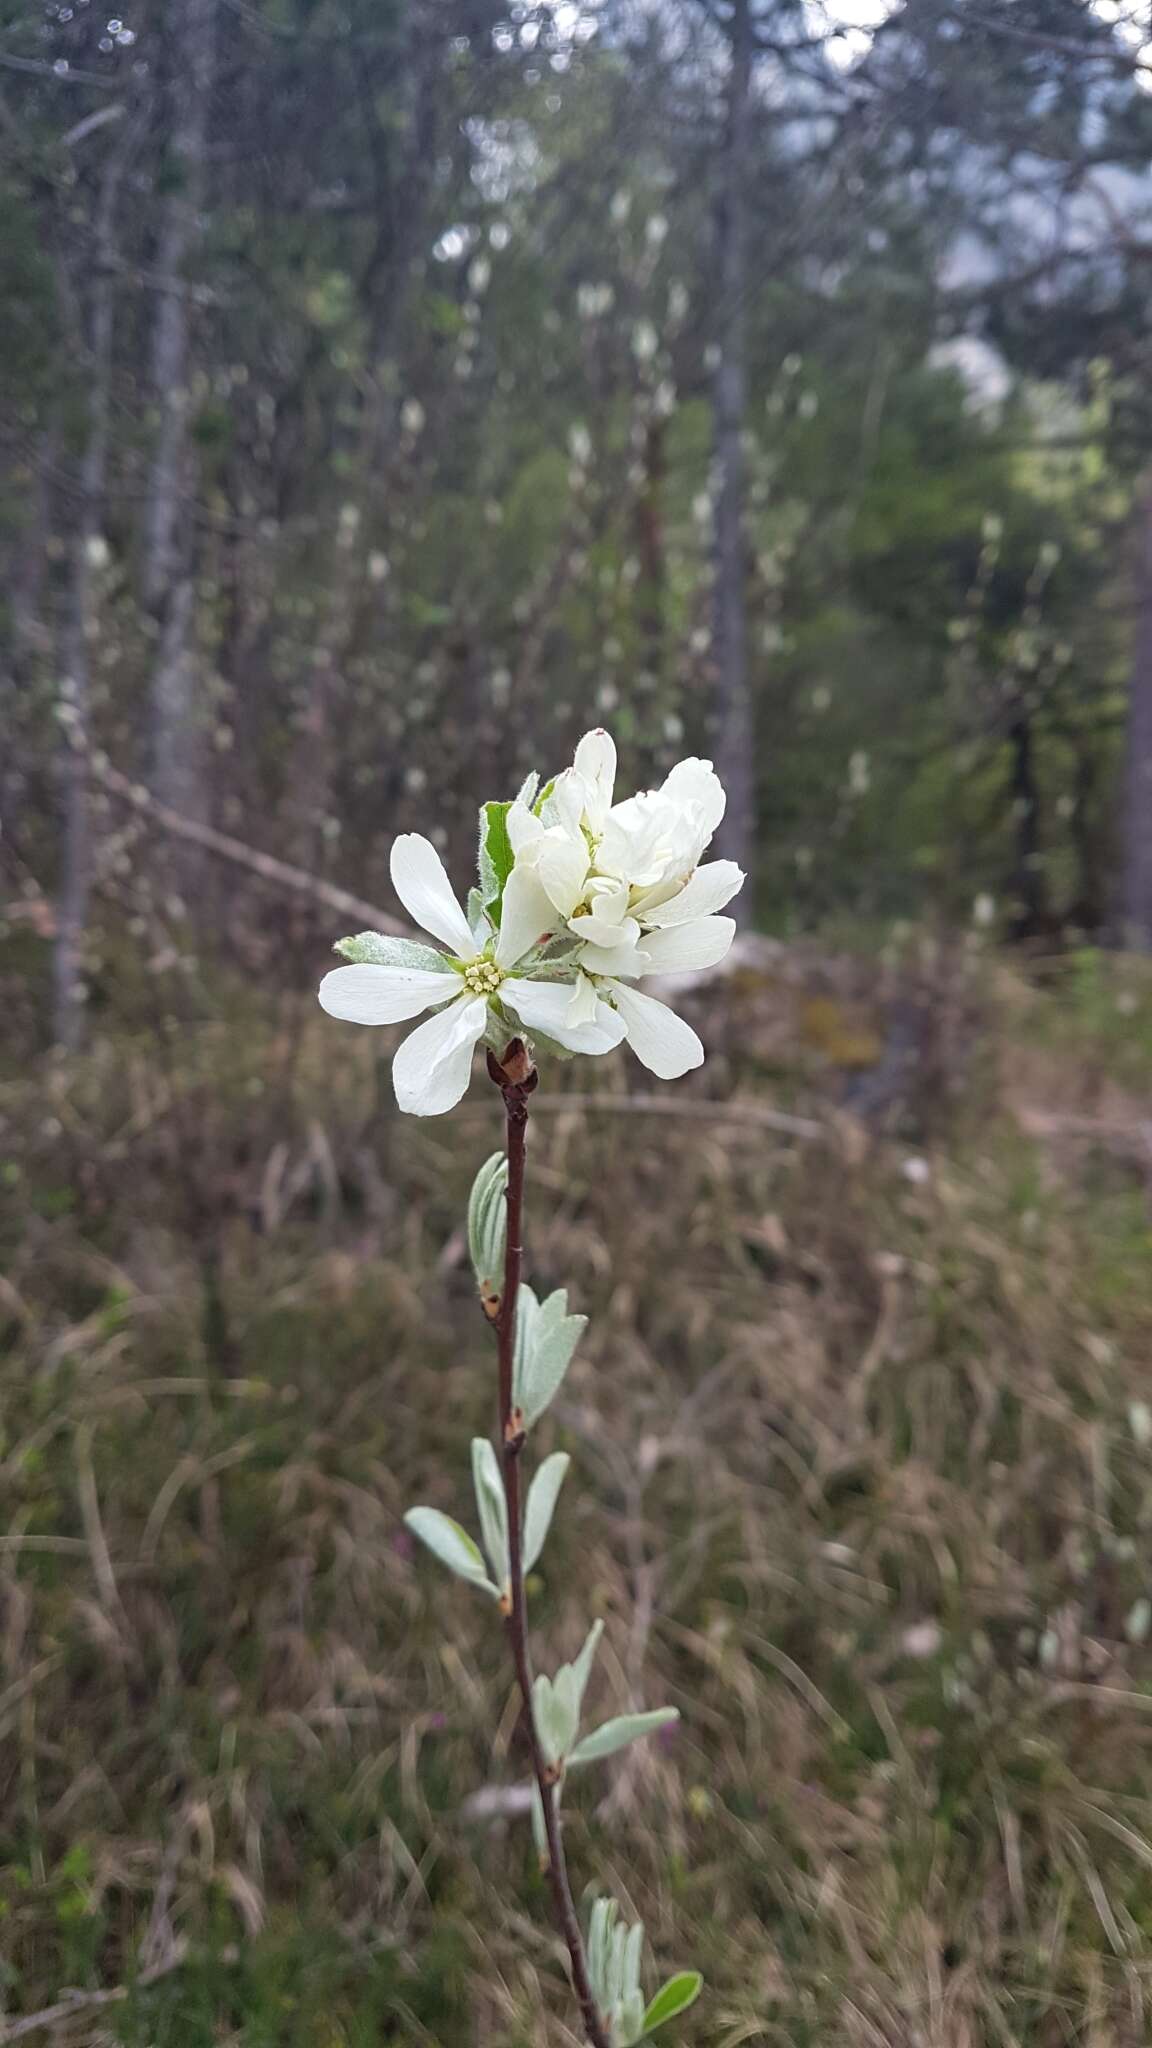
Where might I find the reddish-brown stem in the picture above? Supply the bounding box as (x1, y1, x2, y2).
(489, 1045, 611, 2048)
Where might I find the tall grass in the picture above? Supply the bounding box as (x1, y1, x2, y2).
(2, 947, 1151, 2044)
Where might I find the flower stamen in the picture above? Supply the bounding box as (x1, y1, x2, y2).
(463, 958, 505, 997)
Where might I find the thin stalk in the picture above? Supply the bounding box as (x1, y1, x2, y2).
(489, 1045, 611, 2048)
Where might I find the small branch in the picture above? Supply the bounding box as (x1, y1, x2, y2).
(0, 1952, 187, 2043)
(488, 1043, 612, 2048)
(89, 754, 408, 935)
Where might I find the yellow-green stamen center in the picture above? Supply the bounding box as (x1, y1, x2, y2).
(463, 959, 505, 997)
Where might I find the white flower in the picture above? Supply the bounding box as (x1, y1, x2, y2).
(506, 730, 744, 1079)
(318, 834, 623, 1115)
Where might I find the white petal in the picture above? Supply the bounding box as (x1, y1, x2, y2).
(392, 995, 488, 1115)
(548, 769, 586, 838)
(576, 940, 651, 978)
(640, 860, 745, 926)
(638, 916, 736, 973)
(660, 756, 726, 838)
(389, 833, 475, 956)
(567, 910, 641, 950)
(536, 831, 590, 917)
(566, 974, 601, 1026)
(573, 728, 616, 830)
(503, 978, 626, 1056)
(496, 864, 559, 967)
(318, 963, 457, 1025)
(607, 981, 704, 1079)
(507, 799, 543, 856)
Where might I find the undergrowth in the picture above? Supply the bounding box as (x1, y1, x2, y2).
(1, 942, 1151, 2045)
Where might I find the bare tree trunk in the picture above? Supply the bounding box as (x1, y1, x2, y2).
(711, 0, 754, 892)
(3, 426, 58, 827)
(1121, 485, 1152, 951)
(633, 413, 666, 686)
(1006, 706, 1049, 940)
(144, 0, 215, 855)
(53, 152, 128, 1049)
(286, 38, 440, 871)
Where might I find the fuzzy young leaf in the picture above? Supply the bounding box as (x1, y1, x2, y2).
(515, 1288, 587, 1429)
(478, 800, 515, 922)
(534, 1672, 578, 1767)
(568, 1707, 679, 1768)
(467, 1152, 508, 1298)
(516, 770, 540, 809)
(466, 887, 490, 943)
(641, 1973, 703, 2034)
(471, 1438, 509, 1588)
(523, 1452, 570, 1573)
(513, 1283, 541, 1398)
(335, 932, 452, 972)
(404, 1508, 498, 1596)
(569, 1618, 604, 1722)
(588, 1897, 614, 1999)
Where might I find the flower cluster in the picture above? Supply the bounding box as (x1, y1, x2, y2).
(318, 729, 743, 1114)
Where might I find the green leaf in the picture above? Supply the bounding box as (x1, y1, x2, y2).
(523, 1452, 570, 1573)
(478, 800, 515, 923)
(516, 1289, 587, 1428)
(467, 1151, 508, 1297)
(568, 1707, 679, 1768)
(516, 770, 540, 808)
(404, 1508, 498, 1596)
(471, 1438, 508, 1588)
(641, 1972, 703, 2034)
(335, 932, 451, 971)
(512, 1283, 541, 1402)
(569, 1618, 603, 1721)
(466, 886, 489, 938)
(533, 1672, 577, 1766)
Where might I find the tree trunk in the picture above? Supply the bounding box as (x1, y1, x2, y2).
(53, 152, 127, 1049)
(1006, 705, 1049, 940)
(1121, 486, 1152, 951)
(144, 0, 215, 860)
(711, 0, 754, 893)
(633, 413, 666, 687)
(285, 37, 440, 871)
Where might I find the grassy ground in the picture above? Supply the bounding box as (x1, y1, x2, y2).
(2, 942, 1152, 2045)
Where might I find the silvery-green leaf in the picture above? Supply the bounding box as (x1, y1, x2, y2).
(608, 1921, 628, 2010)
(512, 1284, 541, 1405)
(641, 1973, 703, 2034)
(466, 887, 492, 947)
(523, 1452, 570, 1573)
(335, 932, 453, 972)
(568, 1707, 679, 1768)
(622, 1919, 644, 2006)
(550, 1661, 582, 1760)
(467, 1152, 508, 1296)
(617, 1989, 646, 2045)
(471, 1438, 509, 1587)
(404, 1508, 498, 1596)
(516, 770, 540, 808)
(518, 1290, 587, 1429)
(533, 1673, 571, 1767)
(588, 1897, 613, 2002)
(618, 1994, 645, 2045)
(570, 1619, 604, 1721)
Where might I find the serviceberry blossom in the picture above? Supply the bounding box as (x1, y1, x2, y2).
(318, 731, 743, 1112)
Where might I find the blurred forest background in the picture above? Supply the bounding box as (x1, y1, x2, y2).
(5, 1, 1152, 2044)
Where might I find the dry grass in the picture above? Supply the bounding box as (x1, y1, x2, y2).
(2, 943, 1152, 2045)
